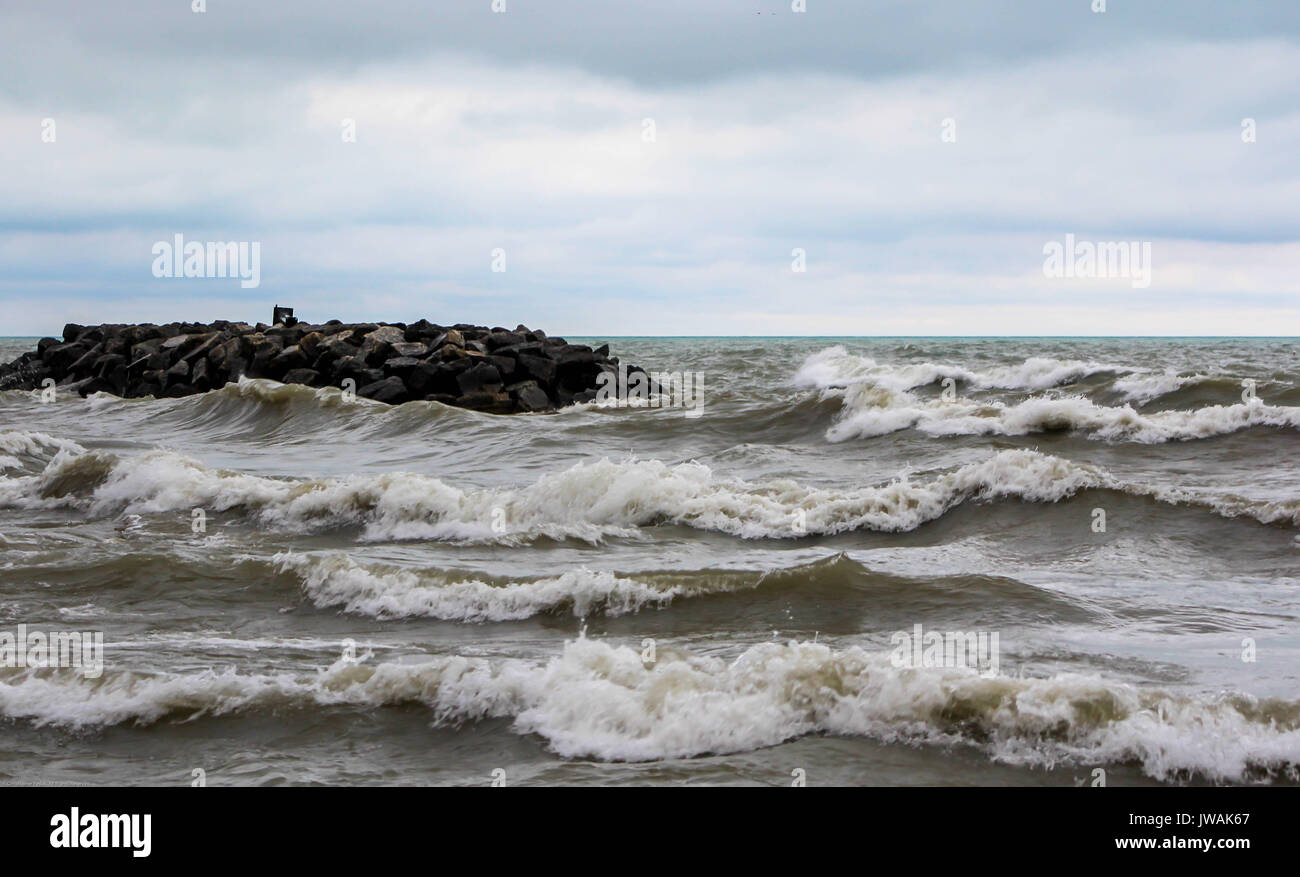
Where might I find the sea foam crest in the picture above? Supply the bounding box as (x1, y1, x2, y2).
(793, 346, 1123, 393)
(0, 445, 1115, 540)
(830, 388, 1300, 443)
(0, 430, 87, 472)
(2, 637, 1298, 782)
(3, 444, 1296, 538)
(274, 552, 684, 621)
(793, 348, 1300, 443)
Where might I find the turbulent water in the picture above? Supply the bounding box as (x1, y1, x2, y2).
(2, 335, 1300, 786)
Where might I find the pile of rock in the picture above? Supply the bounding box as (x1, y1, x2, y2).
(0, 319, 647, 413)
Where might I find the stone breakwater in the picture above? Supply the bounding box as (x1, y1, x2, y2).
(0, 319, 650, 413)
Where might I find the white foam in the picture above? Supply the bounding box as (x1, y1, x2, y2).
(0, 445, 1105, 539)
(792, 347, 1300, 443)
(274, 552, 685, 620)
(2, 637, 1296, 782)
(217, 375, 383, 409)
(0, 430, 87, 471)
(3, 444, 1295, 538)
(793, 346, 1122, 393)
(1112, 370, 1205, 404)
(826, 390, 1300, 444)
(85, 391, 127, 411)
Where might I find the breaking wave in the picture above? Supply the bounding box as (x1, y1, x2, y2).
(2, 636, 1297, 783)
(0, 430, 87, 472)
(792, 347, 1124, 393)
(2, 435, 1296, 540)
(793, 347, 1300, 443)
(274, 552, 684, 621)
(272, 551, 1081, 622)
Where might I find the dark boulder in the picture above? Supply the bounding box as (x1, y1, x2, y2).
(358, 326, 404, 365)
(404, 319, 433, 341)
(509, 381, 551, 412)
(44, 342, 90, 371)
(382, 356, 421, 378)
(248, 342, 283, 378)
(179, 332, 223, 364)
(403, 361, 441, 396)
(315, 333, 359, 365)
(555, 346, 601, 391)
(484, 331, 525, 351)
(269, 345, 309, 375)
(456, 390, 512, 412)
(93, 353, 127, 378)
(358, 376, 409, 404)
(68, 344, 105, 377)
(435, 344, 469, 363)
(389, 341, 428, 358)
(298, 331, 325, 356)
(487, 355, 517, 381)
(103, 332, 130, 357)
(456, 361, 503, 395)
(496, 341, 546, 358)
(131, 338, 164, 360)
(336, 356, 383, 387)
(516, 354, 557, 386)
(190, 357, 213, 392)
(282, 368, 321, 387)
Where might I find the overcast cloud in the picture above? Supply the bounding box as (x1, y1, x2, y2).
(2, 0, 1298, 335)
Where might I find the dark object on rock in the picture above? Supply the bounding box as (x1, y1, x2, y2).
(273, 305, 298, 327)
(0, 319, 642, 414)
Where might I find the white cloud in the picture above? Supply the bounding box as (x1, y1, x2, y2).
(2, 32, 1299, 336)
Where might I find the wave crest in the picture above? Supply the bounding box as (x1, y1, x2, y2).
(792, 348, 1300, 443)
(275, 552, 684, 621)
(3, 443, 1297, 539)
(3, 637, 1298, 782)
(793, 346, 1123, 393)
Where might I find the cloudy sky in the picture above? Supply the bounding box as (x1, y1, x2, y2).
(3, 0, 1299, 336)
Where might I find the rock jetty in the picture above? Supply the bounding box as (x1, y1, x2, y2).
(0, 319, 646, 413)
